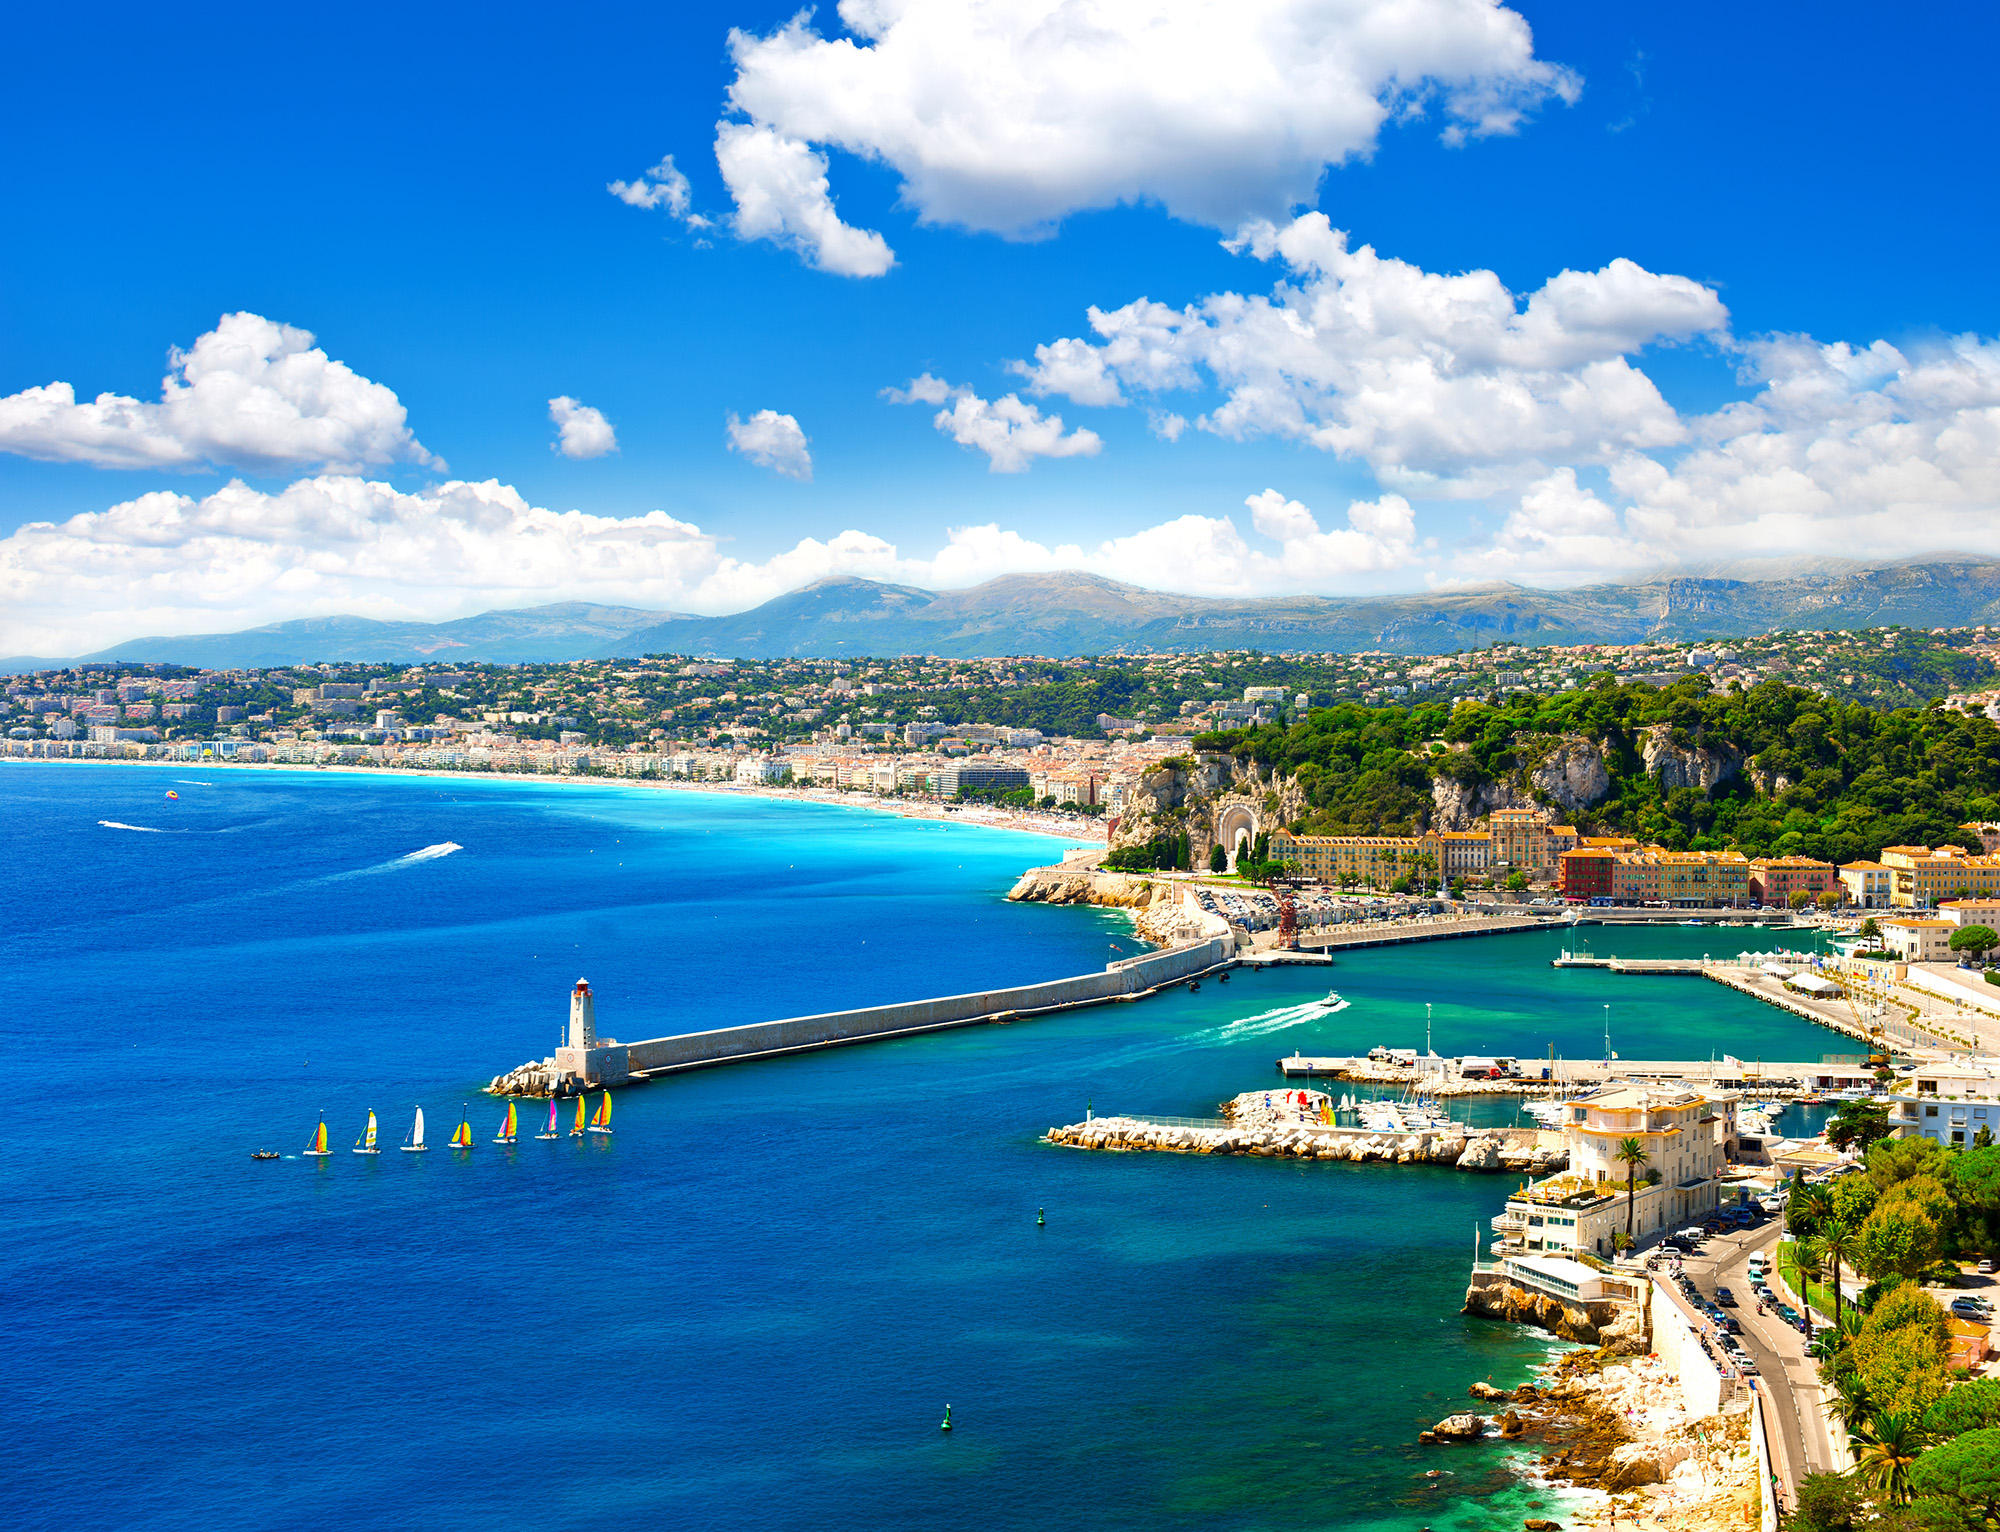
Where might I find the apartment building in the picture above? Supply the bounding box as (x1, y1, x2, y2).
(1748, 856, 1838, 904)
(1881, 845, 2000, 907)
(1839, 861, 1894, 909)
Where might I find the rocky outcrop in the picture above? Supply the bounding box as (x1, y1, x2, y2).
(1461, 1280, 1632, 1349)
(488, 1058, 564, 1097)
(1006, 866, 1168, 910)
(1430, 772, 1529, 830)
(1526, 736, 1611, 812)
(1420, 1412, 1485, 1444)
(1455, 1137, 1503, 1171)
(1112, 753, 1306, 856)
(1640, 723, 1742, 793)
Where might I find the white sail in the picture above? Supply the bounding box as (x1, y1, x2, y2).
(413, 1107, 425, 1147)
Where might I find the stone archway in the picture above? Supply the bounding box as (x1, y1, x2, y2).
(1215, 801, 1260, 870)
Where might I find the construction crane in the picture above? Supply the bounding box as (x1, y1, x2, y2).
(1276, 881, 1300, 950)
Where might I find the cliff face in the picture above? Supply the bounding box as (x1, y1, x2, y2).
(1640, 723, 1742, 792)
(1528, 736, 1613, 812)
(1112, 753, 1305, 854)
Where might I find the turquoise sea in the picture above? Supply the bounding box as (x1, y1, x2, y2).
(0, 764, 1843, 1531)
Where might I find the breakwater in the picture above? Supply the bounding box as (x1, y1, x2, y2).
(488, 932, 1236, 1094)
(1045, 1114, 1566, 1172)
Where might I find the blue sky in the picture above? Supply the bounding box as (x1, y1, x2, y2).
(5, 0, 2000, 651)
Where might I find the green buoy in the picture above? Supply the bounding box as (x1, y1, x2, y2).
(1036, 1207, 1045, 1226)
(941, 1404, 953, 1433)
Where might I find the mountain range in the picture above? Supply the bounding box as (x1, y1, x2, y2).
(10, 559, 2000, 672)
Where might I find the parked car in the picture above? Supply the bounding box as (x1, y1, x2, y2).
(1981, 1258, 1995, 1275)
(1715, 1288, 1737, 1306)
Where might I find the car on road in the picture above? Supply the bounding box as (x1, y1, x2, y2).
(1982, 1258, 1996, 1275)
(1715, 1287, 1736, 1306)
(1953, 1298, 1993, 1320)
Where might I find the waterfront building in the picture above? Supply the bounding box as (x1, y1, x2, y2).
(1876, 916, 1957, 963)
(1560, 846, 1617, 900)
(1937, 899, 2000, 929)
(1497, 1086, 1731, 1259)
(1435, 829, 1490, 877)
(1839, 860, 1894, 908)
(1267, 832, 1421, 885)
(937, 763, 1030, 797)
(1748, 856, 1837, 905)
(1881, 845, 2000, 907)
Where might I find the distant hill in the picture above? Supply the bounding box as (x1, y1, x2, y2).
(3, 602, 685, 672)
(9, 560, 2000, 672)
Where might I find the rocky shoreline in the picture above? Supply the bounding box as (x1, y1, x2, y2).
(1429, 1349, 1761, 1532)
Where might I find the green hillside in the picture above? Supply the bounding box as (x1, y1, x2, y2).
(1192, 676, 2000, 864)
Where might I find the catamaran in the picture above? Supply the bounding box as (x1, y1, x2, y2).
(570, 1095, 587, 1138)
(587, 1092, 613, 1137)
(303, 1116, 332, 1157)
(493, 1100, 517, 1145)
(353, 1109, 380, 1155)
(535, 1099, 559, 1140)
(449, 1109, 473, 1150)
(401, 1106, 428, 1153)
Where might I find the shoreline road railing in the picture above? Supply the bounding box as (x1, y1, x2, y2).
(1107, 1114, 1235, 1131)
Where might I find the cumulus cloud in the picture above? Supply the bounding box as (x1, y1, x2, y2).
(884, 376, 1101, 471)
(0, 472, 1424, 653)
(711, 0, 1578, 271)
(1458, 333, 2000, 582)
(548, 397, 618, 459)
(0, 312, 438, 475)
(726, 409, 814, 479)
(1017, 213, 1727, 486)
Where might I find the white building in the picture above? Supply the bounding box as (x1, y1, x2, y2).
(1889, 1065, 2000, 1147)
(1877, 916, 1956, 963)
(1496, 1086, 1732, 1259)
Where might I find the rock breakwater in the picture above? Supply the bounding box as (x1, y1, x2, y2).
(1045, 1114, 1566, 1171)
(1463, 1279, 1647, 1350)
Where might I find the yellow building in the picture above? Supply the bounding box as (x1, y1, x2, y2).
(1269, 833, 1422, 885)
(1880, 846, 2000, 908)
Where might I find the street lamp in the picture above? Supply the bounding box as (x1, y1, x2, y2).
(1603, 1003, 1611, 1061)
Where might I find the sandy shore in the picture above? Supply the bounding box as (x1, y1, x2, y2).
(5, 756, 1106, 847)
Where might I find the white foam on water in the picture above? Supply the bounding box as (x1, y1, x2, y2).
(396, 841, 463, 864)
(98, 820, 166, 833)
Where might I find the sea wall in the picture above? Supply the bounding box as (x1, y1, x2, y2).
(1647, 1279, 1726, 1420)
(1045, 1116, 1567, 1173)
(490, 935, 1234, 1094)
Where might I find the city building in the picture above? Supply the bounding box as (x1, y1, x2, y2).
(1876, 916, 1957, 963)
(1881, 846, 2000, 907)
(1839, 861, 1894, 908)
(1748, 856, 1838, 905)
(1560, 846, 1617, 900)
(1888, 1065, 2000, 1147)
(938, 763, 1030, 797)
(1496, 1086, 1730, 1258)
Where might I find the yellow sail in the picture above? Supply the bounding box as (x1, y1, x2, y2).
(363, 1111, 378, 1149)
(591, 1093, 612, 1129)
(572, 1095, 587, 1135)
(307, 1120, 327, 1153)
(450, 1114, 472, 1148)
(504, 1101, 517, 1137)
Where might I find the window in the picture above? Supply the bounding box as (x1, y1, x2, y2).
(1927, 1104, 1941, 1118)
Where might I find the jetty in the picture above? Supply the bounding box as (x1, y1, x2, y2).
(1275, 1053, 1885, 1091)
(489, 932, 1237, 1095)
(1046, 1112, 1565, 1172)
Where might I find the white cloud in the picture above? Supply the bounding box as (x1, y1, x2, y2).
(606, 154, 709, 225)
(0, 312, 438, 474)
(712, 0, 1578, 271)
(1018, 213, 1727, 485)
(0, 472, 1423, 653)
(548, 397, 618, 459)
(713, 121, 894, 277)
(885, 376, 1101, 471)
(726, 409, 814, 480)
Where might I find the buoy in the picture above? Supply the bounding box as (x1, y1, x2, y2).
(1036, 1207, 1045, 1226)
(940, 1404, 953, 1433)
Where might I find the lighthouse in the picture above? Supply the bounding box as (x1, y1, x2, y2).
(554, 977, 628, 1088)
(569, 977, 597, 1051)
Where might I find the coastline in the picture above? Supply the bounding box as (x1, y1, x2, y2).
(3, 754, 1105, 848)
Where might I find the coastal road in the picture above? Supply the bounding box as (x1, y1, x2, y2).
(1678, 1222, 1836, 1492)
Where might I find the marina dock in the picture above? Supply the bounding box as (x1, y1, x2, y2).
(1275, 1053, 1882, 1090)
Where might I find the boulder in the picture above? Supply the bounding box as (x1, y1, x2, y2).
(1524, 1521, 1563, 1531)
(1469, 1381, 1511, 1400)
(1456, 1137, 1503, 1171)
(1429, 1413, 1484, 1441)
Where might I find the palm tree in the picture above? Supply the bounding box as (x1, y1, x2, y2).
(1822, 1217, 1856, 1334)
(1849, 1410, 1930, 1505)
(1826, 1371, 1872, 1433)
(1614, 1136, 1651, 1244)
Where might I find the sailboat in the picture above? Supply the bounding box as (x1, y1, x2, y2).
(303, 1115, 332, 1157)
(587, 1092, 613, 1137)
(570, 1095, 587, 1138)
(535, 1099, 559, 1140)
(448, 1108, 473, 1150)
(492, 1099, 518, 1145)
(401, 1106, 429, 1153)
(353, 1109, 380, 1155)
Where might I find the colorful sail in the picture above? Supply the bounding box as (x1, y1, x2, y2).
(493, 1100, 517, 1144)
(588, 1092, 612, 1133)
(449, 1110, 473, 1149)
(571, 1095, 587, 1136)
(354, 1109, 379, 1153)
(305, 1117, 329, 1155)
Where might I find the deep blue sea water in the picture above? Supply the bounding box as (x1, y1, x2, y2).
(1, 764, 1844, 1532)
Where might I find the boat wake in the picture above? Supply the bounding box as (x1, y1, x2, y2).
(1212, 995, 1348, 1039)
(318, 841, 464, 883)
(98, 820, 168, 833)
